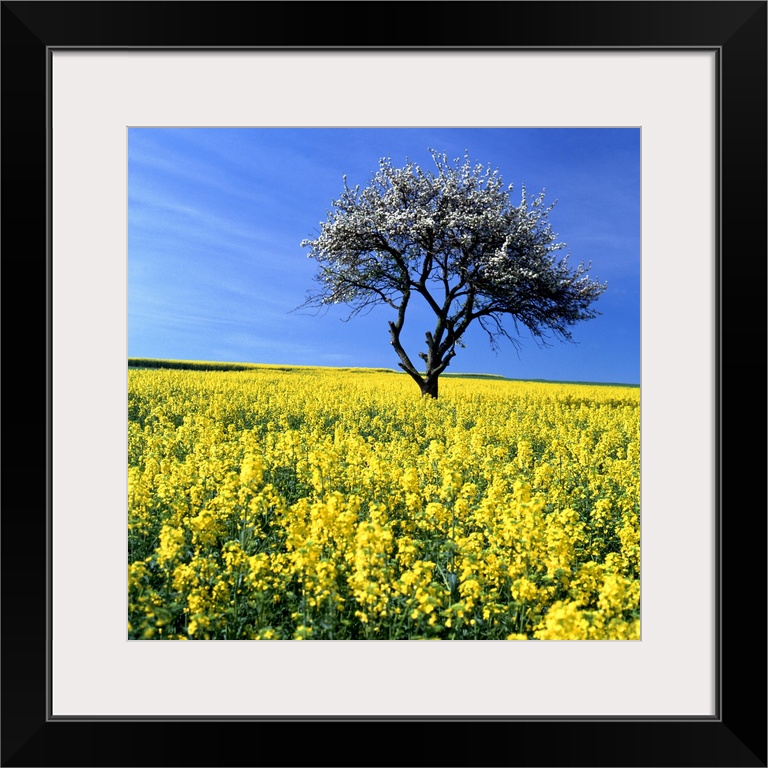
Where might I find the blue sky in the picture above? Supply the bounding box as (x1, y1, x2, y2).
(128, 128, 640, 385)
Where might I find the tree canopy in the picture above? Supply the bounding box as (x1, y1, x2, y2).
(300, 150, 607, 397)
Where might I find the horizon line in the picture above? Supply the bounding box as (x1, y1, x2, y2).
(127, 357, 640, 388)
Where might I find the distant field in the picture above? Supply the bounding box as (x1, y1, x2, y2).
(128, 364, 640, 640)
(128, 358, 638, 388)
(128, 358, 397, 375)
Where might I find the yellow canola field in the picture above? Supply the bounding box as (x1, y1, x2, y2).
(128, 367, 640, 640)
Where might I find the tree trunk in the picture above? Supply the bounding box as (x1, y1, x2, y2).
(421, 375, 439, 398)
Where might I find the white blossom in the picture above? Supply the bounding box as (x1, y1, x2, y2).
(299, 150, 607, 397)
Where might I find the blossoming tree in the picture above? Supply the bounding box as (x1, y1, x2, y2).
(300, 150, 607, 398)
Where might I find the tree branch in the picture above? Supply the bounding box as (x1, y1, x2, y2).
(387, 291, 422, 384)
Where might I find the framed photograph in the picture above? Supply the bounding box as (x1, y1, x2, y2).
(4, 1, 765, 765)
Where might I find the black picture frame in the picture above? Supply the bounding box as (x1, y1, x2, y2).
(3, 1, 765, 766)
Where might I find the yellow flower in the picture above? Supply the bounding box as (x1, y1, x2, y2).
(129, 367, 639, 641)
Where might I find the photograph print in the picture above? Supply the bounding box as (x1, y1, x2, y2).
(128, 127, 640, 641)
